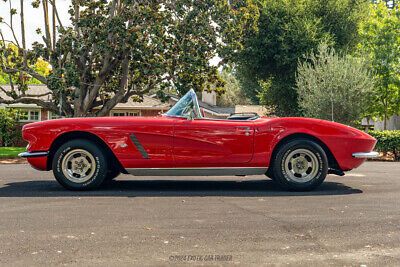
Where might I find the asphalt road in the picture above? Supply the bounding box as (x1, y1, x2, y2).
(0, 162, 399, 266)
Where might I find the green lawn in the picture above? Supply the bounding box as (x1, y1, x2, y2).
(0, 147, 26, 158)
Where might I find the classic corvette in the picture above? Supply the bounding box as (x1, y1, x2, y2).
(19, 89, 378, 191)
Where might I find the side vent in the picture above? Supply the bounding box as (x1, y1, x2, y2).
(130, 133, 150, 159)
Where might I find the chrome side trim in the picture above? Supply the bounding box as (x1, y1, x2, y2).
(130, 133, 150, 159)
(18, 151, 48, 158)
(352, 151, 380, 158)
(126, 167, 268, 176)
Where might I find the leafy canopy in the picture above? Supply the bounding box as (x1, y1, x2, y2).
(358, 1, 400, 129)
(295, 43, 375, 126)
(234, 0, 369, 116)
(0, 0, 259, 117)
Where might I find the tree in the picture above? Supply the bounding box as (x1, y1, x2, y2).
(217, 68, 251, 107)
(295, 43, 375, 126)
(0, 108, 19, 147)
(0, 43, 51, 85)
(358, 1, 400, 130)
(0, 0, 258, 117)
(233, 0, 369, 116)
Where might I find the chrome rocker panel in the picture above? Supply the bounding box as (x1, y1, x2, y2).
(126, 167, 268, 176)
(18, 151, 49, 158)
(352, 151, 380, 159)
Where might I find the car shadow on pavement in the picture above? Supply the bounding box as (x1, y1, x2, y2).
(0, 179, 362, 197)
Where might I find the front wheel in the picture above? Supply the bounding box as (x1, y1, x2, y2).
(271, 139, 328, 191)
(52, 139, 108, 190)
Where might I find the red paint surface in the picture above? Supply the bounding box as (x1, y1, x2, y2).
(21, 116, 376, 172)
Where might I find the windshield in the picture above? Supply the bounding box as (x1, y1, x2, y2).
(166, 89, 201, 118)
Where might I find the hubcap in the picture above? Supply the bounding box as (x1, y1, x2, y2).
(283, 149, 319, 183)
(61, 149, 96, 183)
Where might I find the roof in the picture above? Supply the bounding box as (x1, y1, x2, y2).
(0, 84, 170, 109)
(0, 84, 50, 101)
(198, 100, 234, 115)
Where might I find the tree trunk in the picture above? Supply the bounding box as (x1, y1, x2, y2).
(20, 0, 27, 68)
(384, 109, 388, 130)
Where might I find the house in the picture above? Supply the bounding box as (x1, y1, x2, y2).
(362, 116, 400, 131)
(0, 85, 171, 124)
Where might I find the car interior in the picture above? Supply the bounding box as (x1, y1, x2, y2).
(165, 89, 260, 121)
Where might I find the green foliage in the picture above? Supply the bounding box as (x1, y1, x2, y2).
(217, 69, 251, 107)
(368, 130, 400, 160)
(295, 43, 375, 126)
(0, 43, 51, 85)
(358, 2, 400, 128)
(0, 0, 259, 117)
(0, 108, 20, 147)
(234, 0, 369, 116)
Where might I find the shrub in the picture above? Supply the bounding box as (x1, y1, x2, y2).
(0, 108, 20, 147)
(368, 130, 400, 161)
(295, 43, 375, 126)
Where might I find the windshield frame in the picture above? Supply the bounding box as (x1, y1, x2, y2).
(165, 89, 202, 119)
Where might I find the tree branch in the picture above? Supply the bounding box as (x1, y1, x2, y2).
(48, 0, 64, 30)
(8, 1, 20, 47)
(3, 68, 47, 84)
(20, 0, 27, 68)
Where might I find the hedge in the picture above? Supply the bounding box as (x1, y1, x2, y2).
(368, 130, 400, 161)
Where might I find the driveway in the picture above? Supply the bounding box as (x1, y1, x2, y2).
(0, 162, 399, 266)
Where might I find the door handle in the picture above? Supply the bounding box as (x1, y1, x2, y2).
(235, 126, 250, 130)
(235, 126, 252, 136)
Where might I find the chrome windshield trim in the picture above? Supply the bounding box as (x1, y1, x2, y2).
(18, 151, 49, 158)
(165, 89, 202, 119)
(352, 151, 380, 158)
(126, 167, 268, 176)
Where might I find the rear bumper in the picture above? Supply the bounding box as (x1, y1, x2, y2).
(18, 151, 48, 158)
(352, 151, 380, 159)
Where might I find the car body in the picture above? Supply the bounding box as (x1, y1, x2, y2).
(20, 89, 378, 191)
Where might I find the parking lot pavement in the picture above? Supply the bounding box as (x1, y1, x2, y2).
(0, 162, 399, 266)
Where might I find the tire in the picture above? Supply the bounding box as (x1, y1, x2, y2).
(52, 139, 108, 190)
(272, 139, 328, 191)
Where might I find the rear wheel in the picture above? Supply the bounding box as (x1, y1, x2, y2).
(271, 139, 328, 191)
(52, 139, 107, 190)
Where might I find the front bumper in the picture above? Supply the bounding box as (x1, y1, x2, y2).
(352, 151, 380, 159)
(18, 151, 49, 158)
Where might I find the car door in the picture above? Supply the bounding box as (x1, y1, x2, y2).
(173, 118, 254, 165)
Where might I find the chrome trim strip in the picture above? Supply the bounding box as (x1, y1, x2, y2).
(126, 167, 268, 176)
(352, 151, 380, 158)
(130, 133, 150, 159)
(18, 151, 48, 158)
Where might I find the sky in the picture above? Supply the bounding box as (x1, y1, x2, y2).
(0, 0, 72, 48)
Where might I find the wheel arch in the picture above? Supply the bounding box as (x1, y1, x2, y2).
(267, 133, 340, 176)
(47, 131, 126, 173)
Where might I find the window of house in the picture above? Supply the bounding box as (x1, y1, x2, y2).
(48, 111, 64, 120)
(30, 111, 39, 121)
(128, 112, 140, 116)
(17, 110, 40, 122)
(17, 110, 29, 121)
(112, 111, 140, 116)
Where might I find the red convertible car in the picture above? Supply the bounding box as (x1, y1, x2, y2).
(19, 89, 378, 191)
